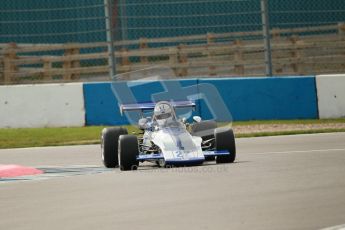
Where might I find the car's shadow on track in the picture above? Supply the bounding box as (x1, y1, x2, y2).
(134, 160, 250, 172)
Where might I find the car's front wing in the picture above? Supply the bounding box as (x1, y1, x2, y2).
(136, 150, 230, 162)
(203, 150, 230, 157)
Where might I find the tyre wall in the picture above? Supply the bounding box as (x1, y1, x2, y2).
(316, 74, 345, 119)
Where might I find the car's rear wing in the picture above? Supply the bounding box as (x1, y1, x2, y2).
(120, 101, 196, 115)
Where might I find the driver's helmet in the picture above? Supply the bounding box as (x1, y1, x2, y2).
(154, 102, 175, 126)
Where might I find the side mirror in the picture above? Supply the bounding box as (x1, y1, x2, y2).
(138, 118, 149, 130)
(193, 116, 202, 123)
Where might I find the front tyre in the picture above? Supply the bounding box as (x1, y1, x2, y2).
(101, 127, 127, 168)
(215, 127, 236, 164)
(118, 135, 139, 171)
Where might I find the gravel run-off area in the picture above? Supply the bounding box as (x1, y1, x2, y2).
(233, 123, 345, 134)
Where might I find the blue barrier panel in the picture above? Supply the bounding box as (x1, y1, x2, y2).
(83, 82, 123, 125)
(84, 76, 318, 125)
(83, 79, 199, 125)
(199, 76, 318, 121)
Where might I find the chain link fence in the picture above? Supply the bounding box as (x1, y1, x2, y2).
(1, 0, 345, 84)
(118, 0, 262, 40)
(0, 0, 110, 83)
(268, 0, 345, 75)
(117, 0, 345, 40)
(0, 0, 106, 43)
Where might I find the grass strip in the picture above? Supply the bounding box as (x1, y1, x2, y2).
(0, 119, 344, 149)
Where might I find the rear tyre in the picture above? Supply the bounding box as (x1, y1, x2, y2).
(118, 135, 139, 171)
(101, 127, 127, 168)
(191, 120, 217, 161)
(215, 127, 236, 164)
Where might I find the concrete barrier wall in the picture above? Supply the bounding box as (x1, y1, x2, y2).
(84, 76, 318, 125)
(0, 83, 85, 128)
(316, 74, 345, 119)
(0, 75, 332, 128)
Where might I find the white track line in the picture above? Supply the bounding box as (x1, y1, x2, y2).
(241, 132, 345, 139)
(244, 148, 345, 155)
(320, 224, 345, 230)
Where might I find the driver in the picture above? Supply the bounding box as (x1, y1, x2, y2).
(153, 102, 176, 127)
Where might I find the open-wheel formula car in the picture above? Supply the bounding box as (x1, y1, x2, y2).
(101, 101, 236, 171)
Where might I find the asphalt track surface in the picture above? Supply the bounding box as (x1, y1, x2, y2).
(1, 133, 345, 230)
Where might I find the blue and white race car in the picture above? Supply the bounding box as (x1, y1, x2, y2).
(101, 101, 236, 171)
